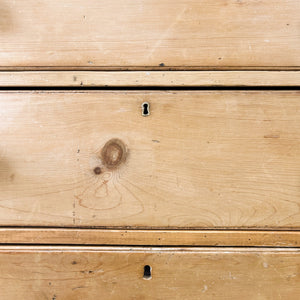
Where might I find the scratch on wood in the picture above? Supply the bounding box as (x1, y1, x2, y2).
(72, 286, 87, 291)
(264, 134, 280, 138)
(73, 198, 76, 225)
(146, 6, 187, 60)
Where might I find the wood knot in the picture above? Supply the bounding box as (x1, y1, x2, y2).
(100, 139, 127, 169)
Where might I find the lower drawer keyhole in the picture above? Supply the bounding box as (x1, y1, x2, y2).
(143, 265, 152, 280)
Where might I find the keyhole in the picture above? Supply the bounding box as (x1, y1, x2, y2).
(142, 102, 150, 116)
(143, 265, 152, 280)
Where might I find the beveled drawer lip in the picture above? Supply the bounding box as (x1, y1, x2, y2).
(0, 245, 300, 252)
(0, 71, 299, 87)
(0, 228, 300, 247)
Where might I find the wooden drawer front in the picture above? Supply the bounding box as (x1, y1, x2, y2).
(1, 91, 300, 228)
(1, 0, 299, 70)
(0, 247, 299, 299)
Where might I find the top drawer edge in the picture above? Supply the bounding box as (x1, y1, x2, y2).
(1, 0, 299, 70)
(1, 71, 300, 87)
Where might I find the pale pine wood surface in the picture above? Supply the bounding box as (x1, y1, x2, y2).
(0, 228, 299, 247)
(0, 71, 300, 87)
(0, 246, 299, 299)
(1, 91, 300, 228)
(0, 0, 299, 69)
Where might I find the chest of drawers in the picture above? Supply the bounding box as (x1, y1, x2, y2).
(0, 1, 300, 299)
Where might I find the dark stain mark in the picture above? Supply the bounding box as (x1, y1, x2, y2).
(72, 199, 76, 225)
(264, 134, 280, 139)
(159, 63, 165, 67)
(83, 15, 86, 19)
(218, 57, 222, 60)
(0, 157, 11, 181)
(52, 295, 56, 300)
(77, 149, 80, 153)
(71, 261, 77, 265)
(80, 81, 83, 86)
(72, 286, 86, 291)
(48, 282, 52, 286)
(93, 167, 102, 175)
(152, 140, 160, 143)
(73, 76, 77, 82)
(80, 270, 94, 274)
(100, 139, 127, 169)
(286, 23, 290, 26)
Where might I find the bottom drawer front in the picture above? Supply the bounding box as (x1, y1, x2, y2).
(0, 247, 299, 299)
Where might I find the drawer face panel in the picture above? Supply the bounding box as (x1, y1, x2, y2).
(0, 247, 299, 299)
(0, 91, 300, 228)
(0, 0, 299, 69)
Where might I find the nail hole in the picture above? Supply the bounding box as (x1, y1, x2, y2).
(142, 102, 150, 116)
(143, 265, 152, 280)
(93, 167, 102, 175)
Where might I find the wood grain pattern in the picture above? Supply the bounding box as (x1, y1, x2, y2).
(0, 246, 299, 299)
(0, 228, 299, 247)
(0, 0, 299, 69)
(1, 90, 300, 228)
(1, 71, 300, 87)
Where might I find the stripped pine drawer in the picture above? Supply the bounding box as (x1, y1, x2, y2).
(1, 0, 300, 298)
(0, 0, 299, 70)
(0, 90, 299, 229)
(0, 247, 299, 300)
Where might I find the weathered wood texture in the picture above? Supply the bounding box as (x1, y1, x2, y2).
(1, 71, 300, 87)
(1, 91, 300, 228)
(0, 228, 299, 247)
(0, 1, 299, 69)
(0, 246, 299, 299)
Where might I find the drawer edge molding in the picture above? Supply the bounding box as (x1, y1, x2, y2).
(0, 71, 299, 87)
(0, 228, 299, 247)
